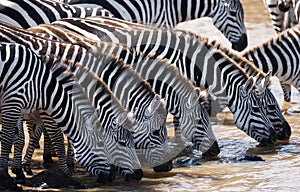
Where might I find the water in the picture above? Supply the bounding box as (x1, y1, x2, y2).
(10, 0, 300, 191)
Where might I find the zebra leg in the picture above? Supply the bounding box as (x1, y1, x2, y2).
(12, 118, 26, 184)
(280, 82, 292, 102)
(43, 129, 54, 166)
(22, 121, 44, 175)
(66, 139, 75, 168)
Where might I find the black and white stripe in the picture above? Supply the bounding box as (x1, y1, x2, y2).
(27, 22, 221, 158)
(0, 21, 171, 169)
(0, 0, 113, 28)
(243, 24, 300, 104)
(0, 42, 120, 184)
(49, 16, 278, 145)
(58, 0, 248, 51)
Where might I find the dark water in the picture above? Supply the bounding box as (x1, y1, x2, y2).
(8, 0, 300, 191)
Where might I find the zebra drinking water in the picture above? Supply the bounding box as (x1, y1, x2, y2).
(56, 0, 248, 51)
(49, 16, 278, 146)
(26, 22, 221, 159)
(0, 21, 172, 170)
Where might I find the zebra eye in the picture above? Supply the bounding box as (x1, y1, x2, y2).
(268, 105, 276, 111)
(229, 10, 237, 16)
(252, 106, 261, 113)
(153, 130, 160, 136)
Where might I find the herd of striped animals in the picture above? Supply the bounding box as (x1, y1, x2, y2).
(0, 0, 298, 189)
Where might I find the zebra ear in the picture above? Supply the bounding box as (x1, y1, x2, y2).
(244, 76, 255, 94)
(148, 94, 161, 114)
(188, 88, 201, 106)
(263, 71, 272, 89)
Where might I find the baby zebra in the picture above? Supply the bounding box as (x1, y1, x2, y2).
(27, 22, 220, 159)
(0, 42, 133, 189)
(49, 16, 278, 146)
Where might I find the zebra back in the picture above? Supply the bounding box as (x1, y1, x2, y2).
(49, 16, 278, 145)
(0, 0, 114, 28)
(58, 0, 248, 51)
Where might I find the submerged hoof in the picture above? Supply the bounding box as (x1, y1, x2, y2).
(0, 169, 23, 191)
(31, 169, 85, 189)
(12, 168, 26, 184)
(153, 160, 173, 172)
(22, 164, 33, 176)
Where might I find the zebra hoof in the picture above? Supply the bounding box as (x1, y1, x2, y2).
(22, 164, 33, 175)
(12, 168, 27, 184)
(0, 169, 22, 191)
(43, 154, 54, 167)
(153, 160, 173, 172)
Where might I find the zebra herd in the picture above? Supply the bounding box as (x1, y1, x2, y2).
(0, 0, 298, 190)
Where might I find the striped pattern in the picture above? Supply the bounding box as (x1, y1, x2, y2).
(243, 25, 300, 104)
(0, 0, 114, 28)
(0, 21, 170, 169)
(58, 0, 248, 51)
(49, 16, 278, 145)
(28, 22, 220, 158)
(0, 42, 118, 183)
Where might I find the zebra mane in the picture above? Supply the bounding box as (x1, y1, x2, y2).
(242, 24, 300, 60)
(209, 39, 267, 79)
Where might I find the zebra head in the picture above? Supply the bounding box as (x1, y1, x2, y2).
(278, 0, 293, 12)
(212, 0, 248, 51)
(180, 88, 220, 157)
(256, 73, 291, 140)
(263, 0, 287, 32)
(229, 76, 277, 146)
(132, 94, 170, 168)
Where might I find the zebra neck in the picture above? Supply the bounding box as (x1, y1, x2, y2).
(131, 53, 197, 116)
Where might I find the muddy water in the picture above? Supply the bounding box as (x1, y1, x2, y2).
(12, 0, 300, 191)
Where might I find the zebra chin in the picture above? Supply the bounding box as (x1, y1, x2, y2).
(231, 33, 248, 51)
(256, 127, 277, 147)
(201, 141, 220, 157)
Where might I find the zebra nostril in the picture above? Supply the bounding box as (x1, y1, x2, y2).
(232, 33, 248, 51)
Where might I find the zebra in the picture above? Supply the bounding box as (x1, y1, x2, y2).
(0, 0, 114, 28)
(262, 0, 298, 33)
(277, 0, 300, 23)
(55, 0, 248, 51)
(18, 56, 143, 182)
(242, 24, 300, 105)
(48, 16, 279, 146)
(208, 40, 291, 140)
(0, 21, 174, 170)
(26, 22, 221, 159)
(0, 42, 131, 187)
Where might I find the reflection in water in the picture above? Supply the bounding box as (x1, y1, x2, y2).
(12, 0, 300, 191)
